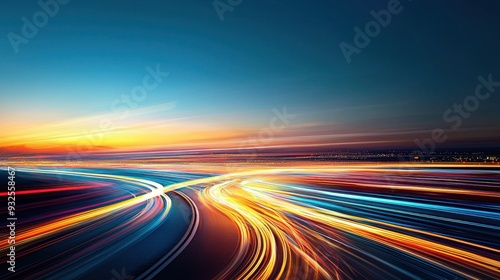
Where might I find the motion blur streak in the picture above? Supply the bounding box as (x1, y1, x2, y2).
(189, 164, 500, 279)
(1, 164, 499, 279)
(1, 168, 171, 248)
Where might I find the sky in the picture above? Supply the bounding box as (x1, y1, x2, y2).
(1, 0, 500, 154)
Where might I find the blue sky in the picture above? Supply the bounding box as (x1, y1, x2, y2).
(1, 0, 500, 150)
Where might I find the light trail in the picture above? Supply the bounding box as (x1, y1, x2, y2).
(0, 164, 498, 279)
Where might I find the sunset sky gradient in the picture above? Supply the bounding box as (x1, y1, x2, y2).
(1, 0, 500, 154)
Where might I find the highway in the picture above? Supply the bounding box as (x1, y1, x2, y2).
(1, 164, 499, 279)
